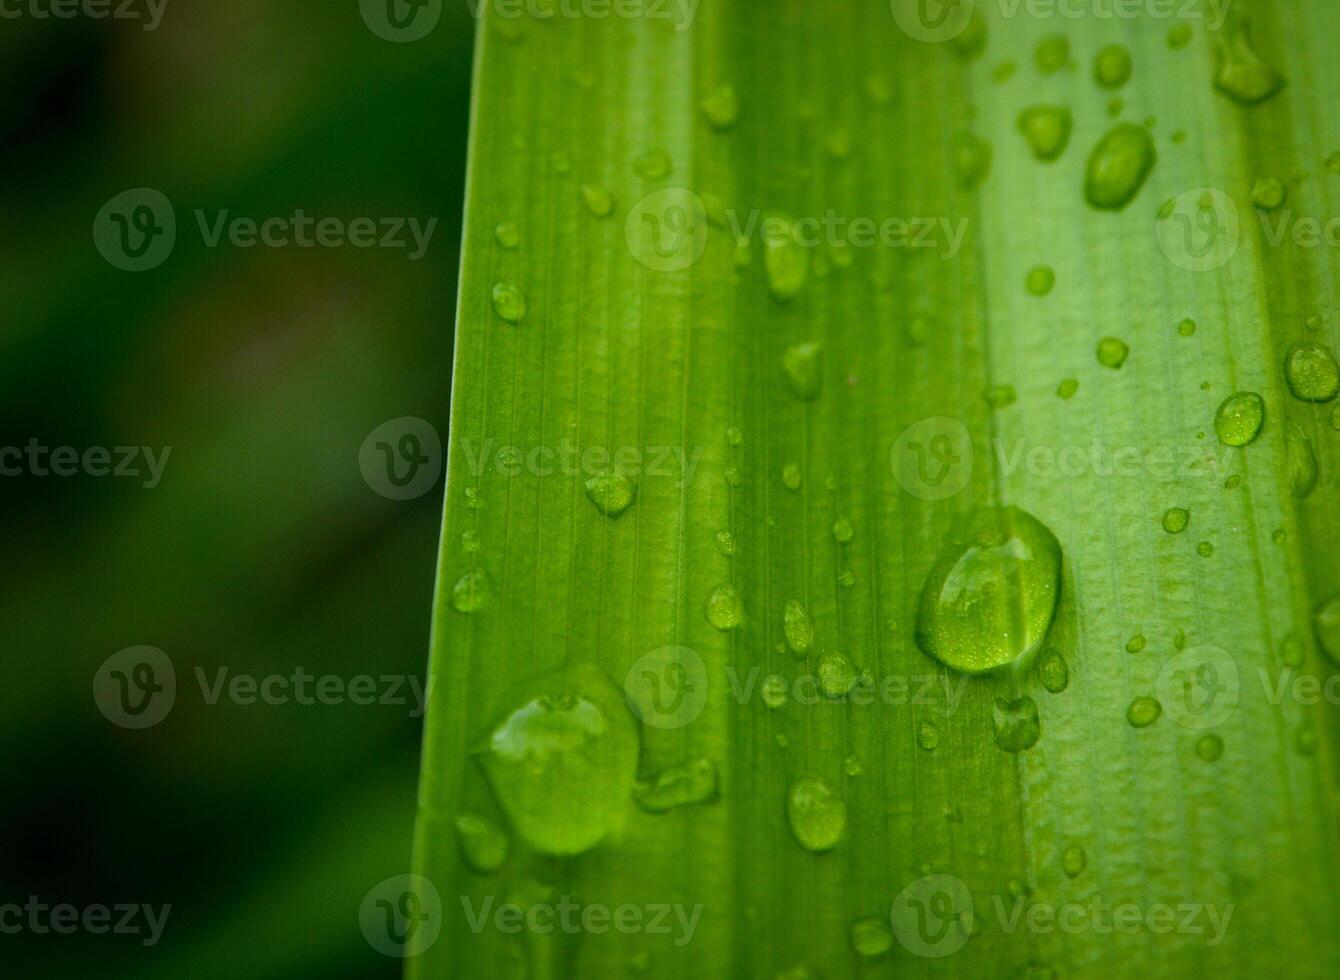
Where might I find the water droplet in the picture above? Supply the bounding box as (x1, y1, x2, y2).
(1286, 424, 1319, 499)
(864, 74, 892, 104)
(1035, 34, 1069, 74)
(953, 13, 987, 59)
(916, 719, 940, 751)
(726, 425, 743, 446)
(1097, 336, 1130, 369)
(1251, 176, 1287, 210)
(1214, 392, 1265, 446)
(705, 584, 743, 631)
(476, 664, 638, 855)
(1329, 152, 1340, 175)
(716, 529, 737, 556)
(1094, 44, 1132, 89)
(634, 758, 718, 812)
(1163, 507, 1190, 534)
(452, 569, 490, 613)
(454, 813, 509, 873)
(724, 466, 741, 488)
(784, 600, 815, 656)
(1224, 474, 1242, 489)
(992, 60, 1017, 85)
(585, 470, 636, 516)
(1196, 733, 1224, 762)
(915, 507, 1063, 674)
(832, 518, 854, 544)
(1314, 596, 1340, 664)
(786, 776, 846, 852)
(782, 342, 823, 400)
(818, 653, 857, 699)
(492, 282, 527, 323)
(1126, 634, 1147, 653)
(634, 148, 672, 180)
(1108, 96, 1125, 117)
(1085, 124, 1156, 210)
(581, 184, 615, 217)
(700, 84, 739, 129)
(1178, 318, 1197, 336)
(850, 916, 894, 957)
(1037, 649, 1069, 693)
(1173, 628, 1187, 650)
(1063, 842, 1086, 878)
(954, 132, 993, 190)
(1127, 695, 1162, 727)
(1018, 107, 1072, 162)
(1214, 16, 1284, 105)
(1283, 342, 1339, 402)
(844, 754, 863, 777)
(994, 695, 1041, 752)
(495, 221, 520, 249)
(986, 384, 1018, 409)
(825, 129, 851, 159)
(461, 530, 481, 553)
(838, 571, 856, 588)
(1167, 23, 1193, 50)
(762, 675, 788, 709)
(1056, 378, 1079, 399)
(1295, 726, 1318, 756)
(781, 462, 802, 490)
(464, 486, 483, 509)
(906, 312, 935, 347)
(1026, 264, 1057, 295)
(764, 216, 809, 301)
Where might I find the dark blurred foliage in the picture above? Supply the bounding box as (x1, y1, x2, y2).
(0, 1, 474, 974)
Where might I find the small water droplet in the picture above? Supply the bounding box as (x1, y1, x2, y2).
(634, 148, 672, 180)
(724, 466, 741, 488)
(1035, 34, 1069, 74)
(1127, 695, 1162, 727)
(915, 507, 1062, 674)
(716, 529, 737, 556)
(1085, 124, 1156, 210)
(1215, 391, 1265, 446)
(1295, 726, 1318, 756)
(1094, 44, 1132, 89)
(581, 184, 615, 217)
(1126, 634, 1147, 653)
(495, 221, 520, 249)
(1196, 733, 1224, 762)
(1173, 628, 1187, 650)
(1214, 16, 1285, 105)
(762, 675, 788, 709)
(782, 342, 824, 400)
(786, 776, 846, 852)
(1283, 342, 1339, 402)
(994, 695, 1041, 752)
(825, 129, 851, 159)
(461, 530, 481, 553)
(993, 60, 1017, 84)
(452, 569, 490, 613)
(705, 584, 743, 630)
(1286, 424, 1319, 499)
(1163, 507, 1190, 534)
(1026, 263, 1057, 295)
(1037, 649, 1069, 693)
(585, 469, 636, 516)
(850, 916, 893, 957)
(1314, 596, 1340, 664)
(844, 754, 864, 777)
(764, 216, 809, 301)
(1063, 842, 1086, 878)
(1056, 378, 1079, 399)
(818, 653, 857, 699)
(986, 384, 1018, 408)
(916, 719, 940, 751)
(634, 758, 718, 812)
(700, 84, 739, 130)
(726, 425, 743, 446)
(1178, 318, 1197, 336)
(454, 813, 509, 873)
(1251, 176, 1287, 211)
(784, 600, 815, 656)
(464, 486, 483, 509)
(492, 282, 527, 323)
(832, 518, 854, 544)
(1197, 541, 1214, 557)
(864, 74, 892, 104)
(1097, 336, 1130, 369)
(1167, 23, 1193, 50)
(1224, 473, 1242, 490)
(1018, 107, 1072, 162)
(954, 132, 993, 190)
(1281, 633, 1305, 667)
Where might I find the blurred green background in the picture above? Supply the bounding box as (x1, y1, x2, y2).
(0, 1, 473, 974)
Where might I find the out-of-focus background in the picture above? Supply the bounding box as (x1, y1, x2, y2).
(0, 1, 473, 975)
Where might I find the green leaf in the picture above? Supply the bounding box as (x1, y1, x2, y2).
(413, 3, 1340, 977)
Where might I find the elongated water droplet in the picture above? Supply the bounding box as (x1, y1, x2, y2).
(818, 653, 856, 699)
(1018, 106, 1072, 162)
(1126, 634, 1147, 653)
(1085, 124, 1156, 211)
(1214, 392, 1265, 446)
(1056, 378, 1079, 400)
(476, 664, 638, 855)
(705, 583, 743, 630)
(1284, 342, 1339, 402)
(1251, 176, 1287, 211)
(782, 342, 823, 400)
(986, 384, 1017, 409)
(585, 469, 636, 516)
(1214, 16, 1284, 105)
(1127, 695, 1162, 728)
(581, 184, 615, 217)
(1063, 843, 1086, 878)
(1095, 44, 1132, 89)
(915, 507, 1062, 674)
(764, 216, 809, 301)
(786, 776, 846, 852)
(781, 462, 802, 490)
(1196, 733, 1224, 762)
(1315, 596, 1340, 665)
(953, 132, 993, 190)
(1097, 336, 1130, 369)
(1037, 649, 1069, 693)
(1162, 507, 1190, 534)
(1286, 424, 1319, 499)
(454, 813, 509, 873)
(492, 282, 526, 324)
(1026, 264, 1057, 296)
(762, 675, 788, 708)
(634, 758, 718, 812)
(850, 917, 894, 957)
(994, 695, 1041, 752)
(452, 569, 491, 613)
(916, 719, 940, 751)
(783, 600, 814, 656)
(700, 84, 739, 130)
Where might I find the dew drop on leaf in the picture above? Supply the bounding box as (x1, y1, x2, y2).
(1283, 343, 1339, 402)
(764, 217, 809, 301)
(492, 282, 527, 324)
(917, 719, 940, 751)
(1037, 649, 1069, 693)
(1035, 34, 1069, 74)
(1025, 264, 1057, 295)
(1096, 336, 1130, 369)
(782, 342, 823, 400)
(1251, 176, 1287, 211)
(705, 583, 743, 630)
(1214, 392, 1265, 446)
(953, 132, 993, 190)
(454, 813, 509, 874)
(1018, 107, 1072, 162)
(1162, 507, 1190, 534)
(1314, 596, 1340, 664)
(818, 653, 857, 699)
(585, 469, 636, 517)
(634, 758, 718, 812)
(700, 84, 739, 130)
(1063, 842, 1086, 878)
(993, 695, 1041, 752)
(1196, 733, 1224, 762)
(633, 148, 672, 180)
(786, 776, 846, 852)
(495, 221, 520, 249)
(580, 183, 615, 217)
(1094, 44, 1132, 89)
(1084, 124, 1156, 210)
(1214, 16, 1285, 105)
(452, 569, 491, 613)
(1127, 696, 1162, 728)
(783, 599, 815, 656)
(850, 916, 894, 957)
(832, 518, 854, 544)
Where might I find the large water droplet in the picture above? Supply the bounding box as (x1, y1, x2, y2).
(706, 583, 743, 630)
(1284, 342, 1339, 402)
(1196, 733, 1224, 762)
(915, 507, 1062, 674)
(764, 216, 809, 301)
(1097, 336, 1130, 369)
(1214, 392, 1265, 446)
(1026, 265, 1057, 296)
(1314, 596, 1340, 664)
(1018, 106, 1072, 162)
(1162, 507, 1190, 534)
(783, 600, 814, 656)
(993, 695, 1041, 752)
(786, 775, 846, 852)
(1214, 16, 1284, 105)
(1085, 124, 1156, 210)
(585, 469, 636, 516)
(782, 342, 824, 400)
(1094, 44, 1132, 89)
(634, 758, 718, 812)
(475, 664, 638, 855)
(817, 653, 857, 699)
(454, 813, 509, 873)
(1126, 695, 1162, 728)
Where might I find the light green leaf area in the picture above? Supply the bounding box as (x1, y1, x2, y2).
(413, 2, 1340, 977)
